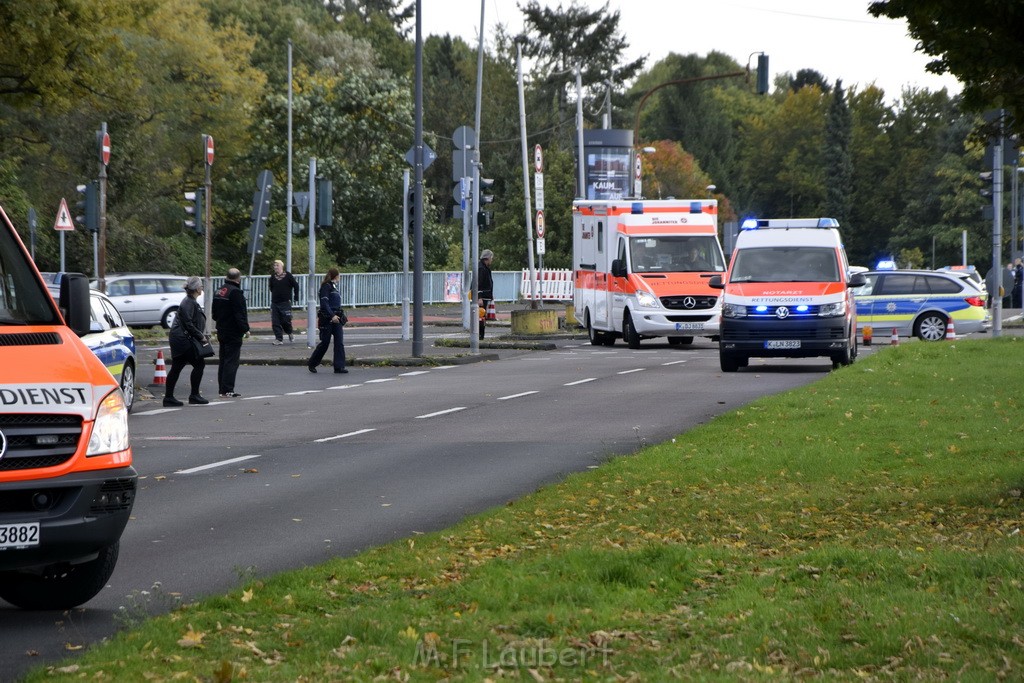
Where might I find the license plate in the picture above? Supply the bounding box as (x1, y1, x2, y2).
(675, 322, 703, 331)
(765, 340, 801, 350)
(0, 522, 40, 549)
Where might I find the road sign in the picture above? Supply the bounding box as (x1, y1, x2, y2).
(101, 132, 111, 166)
(536, 237, 546, 255)
(534, 144, 543, 173)
(535, 209, 545, 238)
(405, 144, 437, 170)
(293, 191, 310, 219)
(205, 135, 215, 165)
(54, 198, 73, 231)
(453, 125, 476, 150)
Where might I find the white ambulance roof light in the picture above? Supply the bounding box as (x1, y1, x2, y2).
(631, 202, 644, 214)
(741, 218, 760, 230)
(876, 259, 897, 270)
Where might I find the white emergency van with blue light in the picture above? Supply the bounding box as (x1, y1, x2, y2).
(709, 217, 866, 372)
(573, 199, 726, 348)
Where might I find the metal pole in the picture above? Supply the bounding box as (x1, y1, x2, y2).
(97, 122, 108, 293)
(576, 67, 585, 199)
(307, 157, 317, 347)
(402, 169, 410, 341)
(468, 0, 485, 354)
(517, 43, 538, 308)
(992, 132, 1004, 336)
(412, 0, 424, 356)
(203, 134, 212, 327)
(286, 40, 293, 271)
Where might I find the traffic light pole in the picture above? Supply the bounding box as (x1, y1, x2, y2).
(991, 135, 1004, 337)
(97, 122, 108, 293)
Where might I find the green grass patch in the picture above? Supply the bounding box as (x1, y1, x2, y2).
(27, 339, 1024, 681)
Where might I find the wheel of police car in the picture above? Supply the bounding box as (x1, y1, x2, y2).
(120, 360, 136, 413)
(915, 312, 947, 341)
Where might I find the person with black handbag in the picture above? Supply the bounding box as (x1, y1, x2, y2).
(307, 267, 348, 374)
(164, 276, 211, 407)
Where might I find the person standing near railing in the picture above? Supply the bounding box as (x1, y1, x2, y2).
(269, 259, 300, 344)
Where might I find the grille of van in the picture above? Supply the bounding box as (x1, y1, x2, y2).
(0, 332, 62, 346)
(0, 413, 82, 471)
(660, 295, 718, 310)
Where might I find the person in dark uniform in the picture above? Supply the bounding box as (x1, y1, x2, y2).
(308, 267, 347, 373)
(269, 259, 300, 344)
(164, 276, 209, 406)
(1013, 258, 1023, 309)
(212, 267, 249, 398)
(477, 249, 494, 340)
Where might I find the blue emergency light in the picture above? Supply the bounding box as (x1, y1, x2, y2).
(631, 202, 644, 214)
(875, 258, 897, 270)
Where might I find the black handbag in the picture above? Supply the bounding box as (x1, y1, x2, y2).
(191, 337, 215, 358)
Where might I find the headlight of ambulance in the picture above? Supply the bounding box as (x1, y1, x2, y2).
(722, 302, 747, 318)
(818, 301, 847, 317)
(87, 390, 131, 456)
(635, 291, 659, 308)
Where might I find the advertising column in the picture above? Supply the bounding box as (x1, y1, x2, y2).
(576, 129, 634, 200)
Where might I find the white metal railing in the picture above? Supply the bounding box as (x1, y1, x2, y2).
(234, 270, 566, 310)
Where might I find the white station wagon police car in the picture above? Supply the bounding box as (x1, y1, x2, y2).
(853, 269, 988, 341)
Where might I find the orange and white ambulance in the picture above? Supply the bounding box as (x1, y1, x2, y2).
(0, 203, 136, 609)
(709, 217, 866, 372)
(573, 199, 726, 348)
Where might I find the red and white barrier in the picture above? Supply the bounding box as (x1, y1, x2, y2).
(520, 269, 573, 301)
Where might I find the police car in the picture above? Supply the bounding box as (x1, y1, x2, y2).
(853, 269, 988, 341)
(49, 283, 137, 411)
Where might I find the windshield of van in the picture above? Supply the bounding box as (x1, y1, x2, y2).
(630, 235, 725, 273)
(0, 213, 62, 325)
(730, 246, 840, 283)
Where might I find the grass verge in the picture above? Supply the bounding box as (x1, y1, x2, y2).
(28, 339, 1024, 681)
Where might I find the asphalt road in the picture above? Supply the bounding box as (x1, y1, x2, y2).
(2, 332, 879, 681)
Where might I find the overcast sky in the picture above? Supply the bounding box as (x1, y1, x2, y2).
(419, 0, 962, 101)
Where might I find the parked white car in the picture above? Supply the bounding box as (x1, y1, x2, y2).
(94, 273, 187, 328)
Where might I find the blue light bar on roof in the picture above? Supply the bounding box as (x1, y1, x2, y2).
(741, 218, 760, 230)
(631, 202, 644, 214)
(816, 218, 840, 228)
(690, 201, 702, 213)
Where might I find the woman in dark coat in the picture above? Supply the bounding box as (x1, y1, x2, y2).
(307, 267, 347, 373)
(164, 276, 210, 406)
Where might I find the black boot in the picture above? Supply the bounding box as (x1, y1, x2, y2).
(163, 395, 183, 407)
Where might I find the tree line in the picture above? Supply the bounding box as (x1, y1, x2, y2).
(1, 0, 1018, 279)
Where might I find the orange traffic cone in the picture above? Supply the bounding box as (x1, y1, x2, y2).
(152, 350, 167, 386)
(890, 328, 899, 345)
(946, 317, 956, 340)
(863, 325, 873, 346)
(486, 300, 497, 321)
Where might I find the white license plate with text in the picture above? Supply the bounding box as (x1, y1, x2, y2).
(0, 523, 40, 549)
(675, 322, 703, 331)
(765, 340, 801, 350)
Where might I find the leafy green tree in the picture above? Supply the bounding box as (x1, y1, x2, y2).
(869, 0, 1024, 134)
(518, 1, 645, 147)
(824, 80, 853, 229)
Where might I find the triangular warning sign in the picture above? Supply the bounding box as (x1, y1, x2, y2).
(54, 198, 74, 231)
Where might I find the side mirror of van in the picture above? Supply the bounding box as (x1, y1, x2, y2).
(848, 272, 867, 288)
(708, 275, 724, 289)
(611, 259, 627, 278)
(59, 273, 92, 337)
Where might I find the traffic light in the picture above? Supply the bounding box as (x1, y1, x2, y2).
(756, 54, 770, 95)
(75, 181, 99, 233)
(316, 177, 333, 227)
(477, 210, 494, 231)
(248, 185, 271, 255)
(478, 177, 495, 207)
(407, 187, 416, 235)
(979, 171, 994, 198)
(184, 188, 204, 234)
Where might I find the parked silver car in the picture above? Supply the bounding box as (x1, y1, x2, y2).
(93, 273, 187, 328)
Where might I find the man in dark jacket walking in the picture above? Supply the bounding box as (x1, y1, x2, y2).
(269, 259, 300, 344)
(477, 249, 494, 340)
(212, 267, 249, 398)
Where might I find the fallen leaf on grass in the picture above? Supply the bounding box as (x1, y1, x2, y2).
(178, 627, 206, 648)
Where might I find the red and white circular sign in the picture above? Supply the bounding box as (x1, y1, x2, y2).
(534, 145, 543, 173)
(634, 155, 642, 180)
(535, 210, 545, 238)
(205, 135, 215, 165)
(101, 132, 111, 166)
